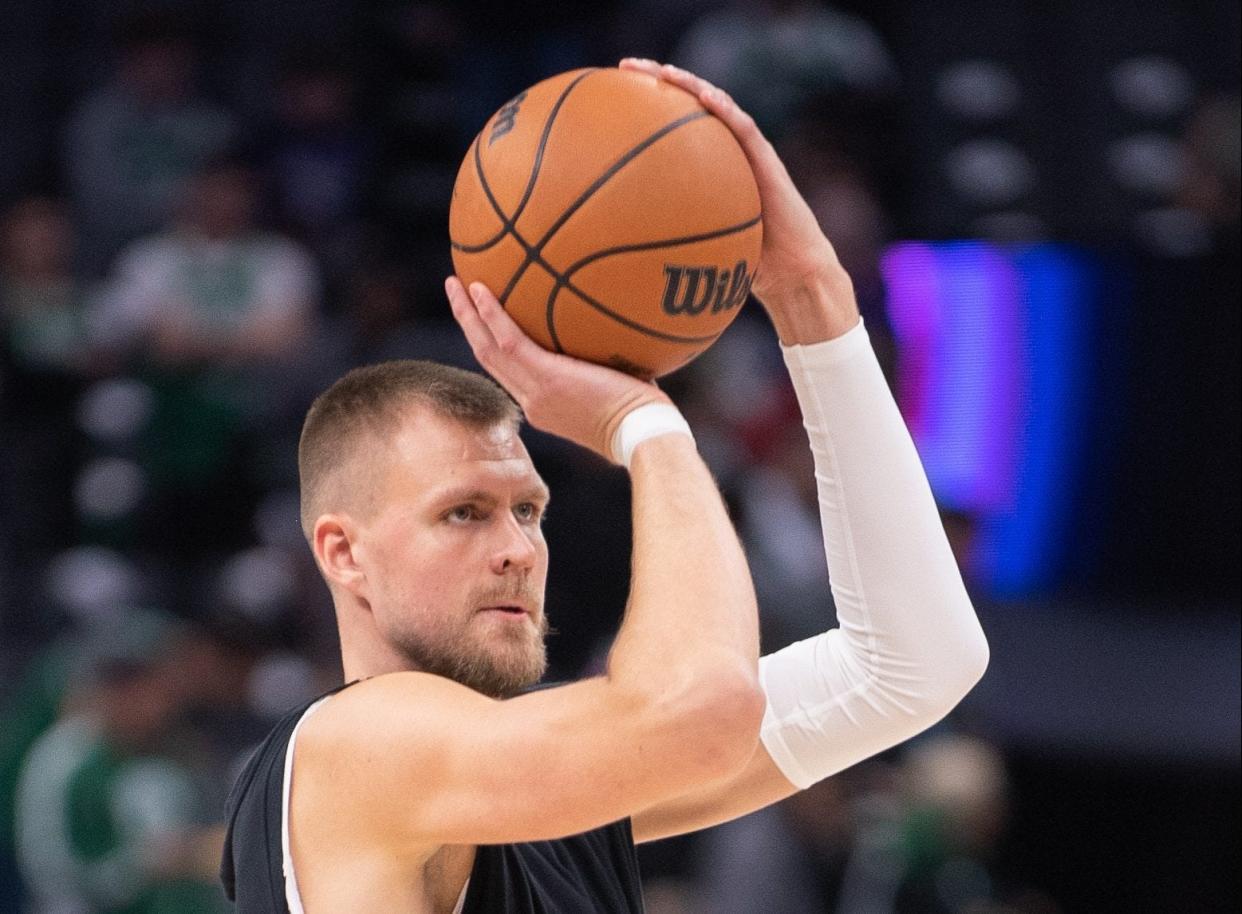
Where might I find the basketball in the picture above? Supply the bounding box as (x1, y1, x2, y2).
(449, 67, 763, 379)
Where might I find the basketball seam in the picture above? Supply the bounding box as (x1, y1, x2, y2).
(563, 213, 762, 279)
(450, 136, 505, 253)
(467, 134, 514, 252)
(451, 69, 599, 254)
(512, 69, 599, 226)
(534, 109, 711, 256)
(549, 274, 727, 344)
(542, 215, 762, 349)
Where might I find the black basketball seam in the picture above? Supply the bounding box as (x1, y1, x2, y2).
(450, 136, 507, 253)
(563, 213, 762, 279)
(545, 282, 565, 352)
(533, 109, 710, 255)
(546, 270, 726, 345)
(499, 244, 536, 305)
(467, 135, 517, 250)
(512, 68, 598, 225)
(451, 69, 599, 255)
(542, 214, 761, 350)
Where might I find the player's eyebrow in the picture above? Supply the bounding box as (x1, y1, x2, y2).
(433, 483, 551, 508)
(522, 481, 552, 506)
(434, 488, 498, 509)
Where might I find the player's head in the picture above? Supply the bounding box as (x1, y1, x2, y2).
(299, 360, 549, 697)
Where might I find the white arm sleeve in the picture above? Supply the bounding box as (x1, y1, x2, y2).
(758, 319, 989, 789)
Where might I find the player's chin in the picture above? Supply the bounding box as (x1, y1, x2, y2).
(483, 649, 548, 699)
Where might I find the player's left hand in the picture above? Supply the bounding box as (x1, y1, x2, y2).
(619, 58, 860, 344)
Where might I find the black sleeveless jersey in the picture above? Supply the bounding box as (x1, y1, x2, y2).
(220, 682, 645, 913)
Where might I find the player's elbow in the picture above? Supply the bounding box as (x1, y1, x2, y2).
(659, 665, 766, 781)
(696, 668, 767, 778)
(926, 618, 990, 714)
(963, 623, 990, 688)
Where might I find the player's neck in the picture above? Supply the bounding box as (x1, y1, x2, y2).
(338, 624, 420, 682)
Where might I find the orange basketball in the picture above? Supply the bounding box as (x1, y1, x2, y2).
(449, 67, 762, 379)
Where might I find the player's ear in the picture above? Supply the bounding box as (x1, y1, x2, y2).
(314, 513, 368, 598)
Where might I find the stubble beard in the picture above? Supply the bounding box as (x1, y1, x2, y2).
(389, 602, 549, 699)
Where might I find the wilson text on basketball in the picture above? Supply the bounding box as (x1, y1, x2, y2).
(489, 92, 528, 146)
(661, 261, 754, 316)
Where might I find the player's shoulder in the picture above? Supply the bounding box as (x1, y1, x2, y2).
(297, 673, 573, 764)
(288, 673, 502, 847)
(296, 672, 492, 758)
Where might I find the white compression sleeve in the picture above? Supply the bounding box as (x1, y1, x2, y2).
(758, 320, 989, 789)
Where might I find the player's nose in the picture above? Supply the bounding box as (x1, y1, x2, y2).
(490, 512, 539, 574)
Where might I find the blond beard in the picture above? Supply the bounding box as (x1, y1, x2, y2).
(389, 585, 549, 698)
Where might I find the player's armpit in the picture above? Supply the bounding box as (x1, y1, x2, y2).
(631, 740, 799, 844)
(291, 670, 761, 849)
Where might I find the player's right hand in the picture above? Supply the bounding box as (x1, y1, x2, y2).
(446, 275, 669, 462)
(619, 58, 860, 344)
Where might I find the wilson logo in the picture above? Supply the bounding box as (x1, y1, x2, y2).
(661, 260, 754, 316)
(489, 92, 528, 146)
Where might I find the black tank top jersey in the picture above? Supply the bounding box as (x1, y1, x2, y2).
(220, 681, 646, 913)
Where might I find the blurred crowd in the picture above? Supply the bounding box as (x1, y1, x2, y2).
(1, 2, 1237, 913)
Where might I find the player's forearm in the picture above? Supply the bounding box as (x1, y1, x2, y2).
(608, 435, 761, 692)
(791, 320, 988, 686)
(760, 319, 989, 788)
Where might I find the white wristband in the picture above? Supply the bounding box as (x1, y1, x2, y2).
(611, 403, 694, 468)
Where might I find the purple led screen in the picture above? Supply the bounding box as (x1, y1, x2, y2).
(883, 242, 1097, 597)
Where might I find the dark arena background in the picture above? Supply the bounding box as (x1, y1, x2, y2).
(1, 2, 1238, 912)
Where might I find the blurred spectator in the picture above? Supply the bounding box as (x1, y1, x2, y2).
(735, 412, 838, 647)
(0, 198, 98, 560)
(329, 261, 475, 368)
(449, 1, 615, 142)
(1, 548, 146, 908)
(13, 608, 228, 914)
(1177, 93, 1240, 231)
(694, 760, 888, 912)
(693, 736, 1059, 914)
(892, 735, 1059, 914)
(1, 198, 103, 380)
(279, 259, 480, 484)
(93, 159, 319, 553)
(677, 317, 840, 648)
(778, 119, 895, 354)
(104, 159, 317, 366)
(0, 636, 79, 912)
(672, 0, 898, 137)
(263, 52, 374, 285)
(64, 13, 237, 276)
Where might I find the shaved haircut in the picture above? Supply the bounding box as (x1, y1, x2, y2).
(298, 360, 520, 539)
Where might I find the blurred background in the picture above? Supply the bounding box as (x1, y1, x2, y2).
(0, 1, 1237, 912)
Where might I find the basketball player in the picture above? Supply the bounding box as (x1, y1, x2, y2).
(221, 60, 988, 913)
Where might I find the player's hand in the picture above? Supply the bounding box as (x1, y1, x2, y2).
(619, 58, 860, 344)
(446, 276, 669, 462)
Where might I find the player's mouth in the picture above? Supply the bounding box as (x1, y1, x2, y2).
(479, 604, 530, 618)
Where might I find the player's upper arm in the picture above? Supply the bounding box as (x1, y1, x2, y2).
(293, 670, 762, 848)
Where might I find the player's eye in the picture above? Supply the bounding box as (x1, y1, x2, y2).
(514, 502, 543, 523)
(446, 505, 480, 524)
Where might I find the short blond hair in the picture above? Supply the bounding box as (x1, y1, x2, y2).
(298, 360, 520, 539)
